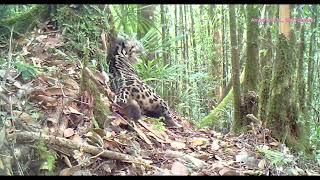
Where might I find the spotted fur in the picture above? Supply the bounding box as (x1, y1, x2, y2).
(108, 36, 179, 127)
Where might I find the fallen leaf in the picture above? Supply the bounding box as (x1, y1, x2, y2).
(133, 122, 152, 145)
(37, 95, 58, 106)
(258, 159, 266, 170)
(138, 120, 166, 141)
(85, 131, 104, 147)
(0, 127, 5, 149)
(12, 110, 33, 125)
(64, 128, 75, 138)
(60, 166, 81, 176)
(45, 87, 77, 97)
(13, 81, 22, 89)
(171, 161, 189, 175)
(63, 78, 79, 91)
(111, 115, 127, 126)
(288, 168, 299, 176)
(68, 106, 83, 115)
(190, 137, 209, 147)
(0, 159, 4, 170)
(39, 75, 57, 86)
(214, 155, 223, 161)
(219, 167, 239, 176)
(295, 166, 305, 175)
(269, 141, 279, 147)
(71, 133, 82, 144)
(147, 132, 168, 143)
(211, 139, 220, 151)
(235, 154, 250, 163)
(170, 141, 186, 149)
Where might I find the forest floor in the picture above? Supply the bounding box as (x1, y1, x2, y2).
(1, 28, 320, 176)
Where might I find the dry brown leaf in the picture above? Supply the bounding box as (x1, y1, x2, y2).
(45, 87, 77, 97)
(63, 128, 75, 138)
(111, 116, 127, 126)
(12, 110, 33, 125)
(269, 141, 279, 147)
(39, 75, 57, 86)
(138, 120, 166, 141)
(37, 95, 58, 106)
(44, 35, 63, 49)
(71, 133, 82, 144)
(218, 167, 239, 176)
(68, 106, 83, 115)
(60, 166, 81, 176)
(13, 81, 22, 89)
(28, 89, 49, 97)
(190, 137, 208, 147)
(171, 161, 189, 176)
(170, 141, 186, 150)
(46, 59, 65, 66)
(147, 132, 168, 144)
(64, 78, 79, 91)
(133, 122, 152, 145)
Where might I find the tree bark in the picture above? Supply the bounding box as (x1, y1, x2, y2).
(229, 5, 242, 133)
(266, 5, 308, 152)
(244, 5, 259, 95)
(296, 25, 306, 113)
(307, 5, 317, 108)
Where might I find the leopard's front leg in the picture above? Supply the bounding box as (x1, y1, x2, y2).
(115, 89, 141, 121)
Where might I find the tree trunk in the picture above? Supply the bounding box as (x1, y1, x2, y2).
(296, 25, 306, 113)
(244, 5, 259, 95)
(259, 29, 272, 122)
(229, 5, 242, 133)
(190, 5, 197, 69)
(307, 5, 317, 108)
(267, 5, 308, 152)
(0, 5, 50, 37)
(160, 5, 168, 65)
(222, 5, 227, 88)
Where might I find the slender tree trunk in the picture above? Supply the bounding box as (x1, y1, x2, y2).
(259, 29, 272, 121)
(160, 5, 168, 65)
(183, 5, 189, 72)
(229, 5, 242, 133)
(244, 5, 259, 93)
(296, 25, 306, 113)
(222, 5, 227, 89)
(307, 5, 317, 108)
(190, 5, 197, 69)
(174, 5, 178, 63)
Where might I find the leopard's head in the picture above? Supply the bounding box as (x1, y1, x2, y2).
(115, 35, 144, 64)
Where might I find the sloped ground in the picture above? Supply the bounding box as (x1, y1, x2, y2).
(0, 28, 319, 176)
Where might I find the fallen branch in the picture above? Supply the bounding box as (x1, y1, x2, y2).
(7, 130, 156, 168)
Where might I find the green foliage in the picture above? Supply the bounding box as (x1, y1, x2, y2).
(135, 57, 184, 83)
(257, 147, 295, 168)
(36, 139, 57, 173)
(0, 5, 32, 19)
(14, 59, 38, 82)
